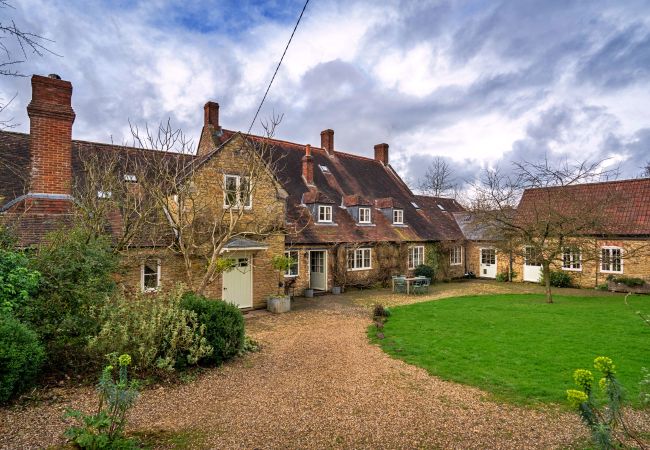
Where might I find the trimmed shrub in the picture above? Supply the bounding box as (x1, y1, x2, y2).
(0, 315, 45, 403)
(89, 287, 212, 374)
(541, 270, 574, 288)
(181, 292, 245, 365)
(414, 264, 434, 279)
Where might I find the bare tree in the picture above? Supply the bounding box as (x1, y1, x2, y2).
(1, 0, 57, 129)
(469, 157, 623, 303)
(642, 161, 650, 178)
(418, 156, 457, 197)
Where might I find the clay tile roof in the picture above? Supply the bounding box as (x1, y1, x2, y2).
(375, 197, 402, 209)
(517, 178, 650, 236)
(302, 190, 336, 205)
(343, 194, 372, 207)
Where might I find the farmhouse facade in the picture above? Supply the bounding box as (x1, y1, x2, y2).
(1, 74, 648, 309)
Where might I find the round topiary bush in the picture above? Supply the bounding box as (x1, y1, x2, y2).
(0, 315, 45, 403)
(181, 293, 245, 366)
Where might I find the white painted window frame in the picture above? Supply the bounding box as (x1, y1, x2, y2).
(141, 259, 161, 292)
(358, 207, 371, 224)
(600, 246, 623, 274)
(284, 250, 299, 277)
(562, 247, 582, 271)
(223, 174, 252, 209)
(318, 205, 333, 223)
(450, 245, 463, 266)
(393, 209, 404, 225)
(408, 245, 425, 269)
(347, 247, 372, 271)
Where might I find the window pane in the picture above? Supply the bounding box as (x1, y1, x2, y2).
(225, 176, 237, 206)
(143, 260, 158, 290)
(239, 177, 251, 207)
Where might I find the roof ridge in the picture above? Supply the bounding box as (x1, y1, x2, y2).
(524, 177, 650, 192)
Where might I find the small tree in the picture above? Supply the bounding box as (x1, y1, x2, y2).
(271, 254, 294, 296)
(469, 158, 622, 303)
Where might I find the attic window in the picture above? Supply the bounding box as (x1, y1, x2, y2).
(393, 209, 404, 225)
(123, 174, 137, 182)
(411, 201, 420, 209)
(437, 204, 446, 211)
(97, 190, 112, 199)
(319, 164, 330, 173)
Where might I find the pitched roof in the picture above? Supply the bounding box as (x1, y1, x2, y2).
(215, 129, 465, 244)
(517, 178, 650, 237)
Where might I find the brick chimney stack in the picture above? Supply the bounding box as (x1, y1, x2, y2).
(302, 144, 314, 185)
(374, 143, 389, 165)
(320, 129, 334, 157)
(27, 74, 76, 195)
(204, 101, 219, 128)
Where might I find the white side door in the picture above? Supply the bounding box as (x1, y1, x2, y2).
(309, 250, 327, 291)
(480, 248, 497, 278)
(222, 254, 253, 308)
(523, 246, 543, 282)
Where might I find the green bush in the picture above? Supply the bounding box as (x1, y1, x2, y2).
(0, 248, 40, 314)
(0, 315, 45, 403)
(181, 292, 244, 365)
(23, 228, 118, 373)
(414, 264, 434, 279)
(611, 276, 646, 287)
(89, 287, 212, 374)
(496, 270, 517, 282)
(541, 270, 574, 288)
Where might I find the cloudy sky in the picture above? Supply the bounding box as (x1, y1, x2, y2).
(2, 0, 649, 188)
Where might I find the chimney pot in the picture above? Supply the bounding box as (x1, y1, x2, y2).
(48, 73, 61, 79)
(374, 143, 389, 165)
(204, 101, 219, 128)
(320, 129, 334, 156)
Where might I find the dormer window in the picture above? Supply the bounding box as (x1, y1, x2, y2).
(437, 204, 446, 211)
(359, 207, 371, 224)
(318, 205, 333, 223)
(319, 164, 330, 173)
(393, 209, 404, 224)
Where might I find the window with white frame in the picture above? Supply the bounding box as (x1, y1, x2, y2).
(141, 259, 161, 292)
(284, 250, 299, 277)
(562, 248, 582, 271)
(318, 205, 333, 223)
(450, 245, 463, 265)
(524, 246, 542, 266)
(97, 190, 112, 199)
(224, 174, 252, 208)
(408, 246, 424, 269)
(601, 247, 623, 273)
(347, 247, 372, 270)
(358, 207, 371, 224)
(393, 209, 404, 224)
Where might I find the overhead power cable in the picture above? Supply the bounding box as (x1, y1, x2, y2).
(247, 0, 311, 135)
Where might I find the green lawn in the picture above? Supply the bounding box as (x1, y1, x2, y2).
(371, 294, 650, 406)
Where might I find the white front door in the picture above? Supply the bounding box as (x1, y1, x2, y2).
(480, 248, 497, 278)
(309, 250, 327, 291)
(523, 246, 543, 282)
(222, 254, 253, 308)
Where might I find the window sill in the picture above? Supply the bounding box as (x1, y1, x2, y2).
(284, 274, 298, 278)
(347, 267, 372, 272)
(601, 269, 623, 274)
(561, 267, 582, 272)
(315, 222, 338, 226)
(450, 262, 462, 266)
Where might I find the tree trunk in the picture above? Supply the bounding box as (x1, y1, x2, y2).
(543, 262, 553, 303)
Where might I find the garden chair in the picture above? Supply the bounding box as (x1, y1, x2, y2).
(411, 278, 430, 295)
(393, 276, 407, 294)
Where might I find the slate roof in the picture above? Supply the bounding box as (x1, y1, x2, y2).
(517, 178, 650, 237)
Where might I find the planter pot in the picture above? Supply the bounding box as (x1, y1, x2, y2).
(304, 288, 314, 298)
(267, 295, 291, 313)
(607, 280, 650, 294)
(331, 286, 341, 295)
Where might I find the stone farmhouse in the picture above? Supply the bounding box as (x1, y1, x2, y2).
(1, 74, 648, 310)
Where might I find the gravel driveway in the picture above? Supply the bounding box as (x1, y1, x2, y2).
(2, 281, 648, 449)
